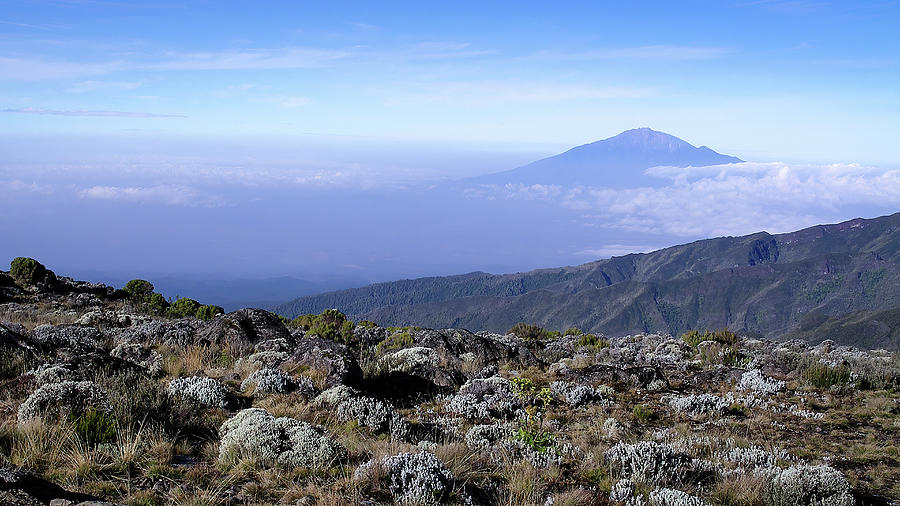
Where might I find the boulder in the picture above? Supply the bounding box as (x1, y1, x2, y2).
(290, 337, 362, 387)
(194, 308, 292, 350)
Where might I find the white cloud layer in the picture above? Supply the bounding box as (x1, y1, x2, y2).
(476, 162, 900, 237)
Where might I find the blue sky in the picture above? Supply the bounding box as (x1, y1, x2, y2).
(1, 0, 898, 164)
(1, 0, 899, 282)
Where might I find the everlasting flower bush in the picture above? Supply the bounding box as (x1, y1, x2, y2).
(549, 380, 613, 407)
(17, 380, 111, 424)
(335, 395, 410, 440)
(110, 341, 163, 375)
(241, 367, 297, 394)
(666, 393, 729, 417)
(648, 487, 710, 506)
(739, 369, 785, 395)
(166, 375, 229, 408)
(606, 440, 694, 486)
(765, 464, 855, 506)
(218, 408, 345, 468)
(354, 451, 453, 506)
(446, 376, 521, 420)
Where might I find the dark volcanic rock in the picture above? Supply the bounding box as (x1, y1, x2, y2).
(0, 464, 100, 505)
(557, 363, 669, 390)
(291, 337, 363, 388)
(195, 308, 292, 350)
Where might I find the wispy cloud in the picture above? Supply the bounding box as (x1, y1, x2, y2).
(269, 95, 311, 108)
(575, 244, 660, 258)
(147, 47, 351, 71)
(0, 56, 122, 80)
(78, 184, 223, 207)
(531, 45, 732, 61)
(2, 107, 185, 118)
(387, 80, 652, 105)
(65, 80, 143, 93)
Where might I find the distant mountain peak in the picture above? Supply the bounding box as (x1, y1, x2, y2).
(600, 127, 694, 152)
(467, 127, 743, 188)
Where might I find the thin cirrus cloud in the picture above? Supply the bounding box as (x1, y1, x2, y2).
(530, 44, 733, 61)
(0, 47, 353, 81)
(387, 80, 652, 105)
(2, 107, 185, 118)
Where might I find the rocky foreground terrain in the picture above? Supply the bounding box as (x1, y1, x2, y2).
(0, 259, 898, 505)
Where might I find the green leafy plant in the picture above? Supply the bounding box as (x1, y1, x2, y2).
(147, 292, 169, 315)
(564, 327, 584, 336)
(72, 408, 117, 447)
(10, 257, 53, 285)
(124, 279, 155, 301)
(375, 331, 413, 355)
(167, 297, 201, 319)
(196, 304, 224, 321)
(510, 377, 555, 452)
(682, 329, 739, 349)
(293, 309, 357, 346)
(802, 361, 852, 389)
(577, 333, 609, 350)
(633, 403, 654, 423)
(508, 323, 558, 341)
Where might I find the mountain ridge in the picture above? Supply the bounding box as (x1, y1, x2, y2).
(275, 212, 900, 349)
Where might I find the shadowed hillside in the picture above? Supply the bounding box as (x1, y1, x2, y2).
(276, 212, 900, 349)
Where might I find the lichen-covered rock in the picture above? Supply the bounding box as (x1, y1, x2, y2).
(110, 342, 162, 375)
(166, 376, 229, 408)
(218, 408, 344, 468)
(314, 384, 359, 407)
(290, 337, 363, 387)
(765, 464, 855, 506)
(75, 310, 149, 328)
(354, 451, 453, 506)
(0, 463, 101, 505)
(445, 376, 521, 420)
(195, 308, 292, 350)
(17, 380, 111, 423)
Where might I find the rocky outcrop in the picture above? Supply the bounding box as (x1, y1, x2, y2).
(290, 337, 362, 387)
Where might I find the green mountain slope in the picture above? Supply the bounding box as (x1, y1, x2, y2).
(275, 213, 900, 348)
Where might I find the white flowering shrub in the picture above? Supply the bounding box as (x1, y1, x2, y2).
(378, 346, 438, 375)
(354, 451, 453, 506)
(549, 381, 613, 407)
(765, 464, 854, 506)
(166, 376, 229, 408)
(110, 341, 163, 375)
(241, 367, 296, 394)
(336, 395, 410, 440)
(31, 324, 103, 352)
(739, 369, 784, 395)
(464, 423, 511, 451)
(601, 417, 625, 441)
(666, 394, 729, 417)
(606, 440, 694, 486)
(719, 445, 790, 473)
(610, 478, 635, 502)
(218, 408, 344, 468)
(31, 363, 76, 386)
(314, 384, 359, 407)
(17, 380, 111, 424)
(445, 376, 521, 420)
(648, 487, 710, 506)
